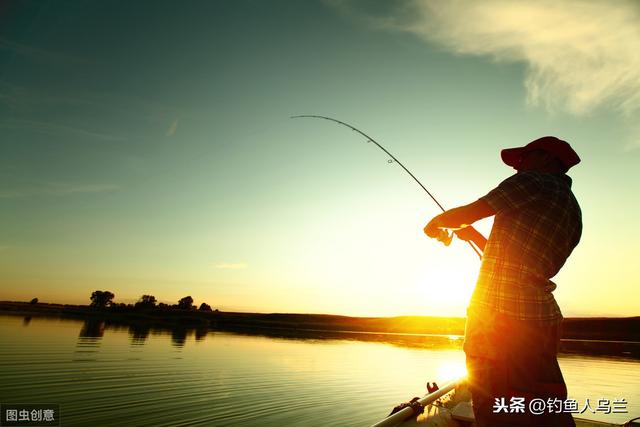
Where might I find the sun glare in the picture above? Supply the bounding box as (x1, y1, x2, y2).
(438, 360, 467, 382)
(414, 259, 477, 317)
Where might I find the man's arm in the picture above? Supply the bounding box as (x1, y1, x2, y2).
(454, 226, 488, 252)
(424, 199, 494, 251)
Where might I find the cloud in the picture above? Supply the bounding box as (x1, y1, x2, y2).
(331, 0, 640, 116)
(0, 118, 125, 141)
(0, 182, 119, 198)
(213, 262, 248, 270)
(0, 37, 90, 65)
(166, 119, 178, 137)
(0, 80, 183, 135)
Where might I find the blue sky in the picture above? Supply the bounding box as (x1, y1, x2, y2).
(1, 0, 639, 317)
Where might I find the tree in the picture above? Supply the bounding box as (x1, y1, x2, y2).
(110, 302, 129, 312)
(90, 290, 115, 308)
(178, 296, 193, 310)
(135, 294, 157, 309)
(30, 298, 38, 304)
(198, 302, 212, 312)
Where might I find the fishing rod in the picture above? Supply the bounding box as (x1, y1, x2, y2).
(291, 114, 482, 259)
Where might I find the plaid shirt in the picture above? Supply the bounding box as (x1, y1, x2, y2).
(469, 171, 582, 323)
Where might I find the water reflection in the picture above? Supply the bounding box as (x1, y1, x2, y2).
(195, 327, 208, 341)
(6, 312, 637, 358)
(114, 321, 467, 350)
(128, 323, 151, 345)
(216, 326, 466, 351)
(75, 320, 104, 361)
(79, 319, 104, 338)
(59, 317, 638, 359)
(171, 327, 190, 347)
(1, 313, 639, 426)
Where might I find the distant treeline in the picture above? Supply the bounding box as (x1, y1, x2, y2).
(1, 300, 638, 342)
(87, 290, 215, 312)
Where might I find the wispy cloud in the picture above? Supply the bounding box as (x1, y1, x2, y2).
(0, 79, 166, 117)
(0, 37, 90, 65)
(0, 80, 96, 112)
(213, 262, 248, 270)
(166, 119, 178, 137)
(0, 182, 119, 199)
(0, 118, 125, 142)
(330, 0, 640, 115)
(0, 79, 184, 138)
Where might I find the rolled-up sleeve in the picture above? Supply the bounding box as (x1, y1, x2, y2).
(480, 172, 543, 214)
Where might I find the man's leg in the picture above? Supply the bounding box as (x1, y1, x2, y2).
(506, 319, 576, 427)
(464, 308, 530, 426)
(466, 354, 529, 427)
(464, 311, 576, 426)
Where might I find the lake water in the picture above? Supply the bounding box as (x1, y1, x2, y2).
(1, 314, 638, 426)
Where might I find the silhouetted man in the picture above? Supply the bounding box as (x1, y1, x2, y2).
(424, 136, 582, 427)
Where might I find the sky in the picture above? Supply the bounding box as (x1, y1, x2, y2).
(1, 0, 639, 317)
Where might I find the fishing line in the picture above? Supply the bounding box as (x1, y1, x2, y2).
(291, 114, 482, 259)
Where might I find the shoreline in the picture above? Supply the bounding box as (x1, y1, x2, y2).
(2, 300, 638, 342)
(2, 301, 639, 358)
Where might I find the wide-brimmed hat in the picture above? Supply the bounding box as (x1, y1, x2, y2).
(501, 136, 580, 170)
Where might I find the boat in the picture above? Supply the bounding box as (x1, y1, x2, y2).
(369, 378, 640, 427)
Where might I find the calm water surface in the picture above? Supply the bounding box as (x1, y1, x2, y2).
(1, 315, 638, 426)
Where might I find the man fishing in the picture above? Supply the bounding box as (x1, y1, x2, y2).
(424, 136, 582, 427)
